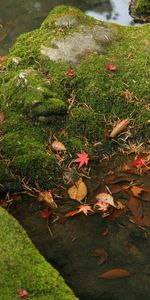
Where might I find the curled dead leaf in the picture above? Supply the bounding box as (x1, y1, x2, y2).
(68, 178, 87, 202)
(64, 209, 80, 218)
(95, 193, 116, 207)
(99, 268, 130, 279)
(130, 215, 150, 227)
(91, 248, 108, 265)
(110, 119, 130, 138)
(128, 196, 143, 218)
(38, 191, 57, 209)
(51, 140, 66, 152)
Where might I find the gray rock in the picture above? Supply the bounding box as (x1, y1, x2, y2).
(55, 15, 79, 27)
(41, 25, 114, 64)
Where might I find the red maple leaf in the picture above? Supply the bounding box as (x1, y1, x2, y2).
(18, 289, 28, 298)
(107, 63, 117, 71)
(40, 209, 52, 218)
(72, 151, 90, 168)
(66, 69, 74, 76)
(132, 158, 147, 168)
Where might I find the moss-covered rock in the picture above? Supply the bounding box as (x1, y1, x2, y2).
(129, 0, 150, 22)
(0, 207, 78, 300)
(0, 5, 149, 192)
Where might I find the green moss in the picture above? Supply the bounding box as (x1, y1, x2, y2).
(135, 0, 150, 15)
(0, 5, 149, 192)
(0, 207, 78, 300)
(67, 107, 104, 141)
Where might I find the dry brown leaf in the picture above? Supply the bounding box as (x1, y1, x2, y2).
(110, 119, 130, 138)
(38, 191, 57, 209)
(108, 207, 126, 221)
(99, 268, 130, 279)
(65, 204, 93, 217)
(128, 196, 143, 218)
(91, 248, 108, 265)
(51, 140, 66, 152)
(110, 184, 122, 194)
(131, 185, 150, 198)
(131, 215, 150, 227)
(64, 209, 80, 217)
(116, 201, 126, 210)
(131, 186, 144, 197)
(68, 178, 87, 202)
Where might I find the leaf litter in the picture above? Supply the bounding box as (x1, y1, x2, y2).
(6, 143, 150, 285)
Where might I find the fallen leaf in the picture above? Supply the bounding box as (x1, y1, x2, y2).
(105, 174, 132, 184)
(99, 268, 130, 279)
(110, 184, 122, 194)
(40, 209, 52, 218)
(91, 248, 108, 265)
(107, 63, 117, 71)
(72, 151, 90, 169)
(18, 289, 28, 298)
(66, 69, 74, 76)
(65, 204, 93, 217)
(95, 193, 116, 207)
(110, 119, 130, 138)
(93, 200, 109, 212)
(38, 191, 57, 209)
(64, 209, 81, 217)
(0, 112, 4, 124)
(78, 204, 93, 215)
(102, 227, 109, 236)
(131, 186, 144, 197)
(108, 207, 126, 221)
(51, 140, 66, 152)
(128, 196, 143, 218)
(68, 178, 87, 202)
(116, 201, 126, 210)
(132, 158, 147, 168)
(131, 215, 150, 227)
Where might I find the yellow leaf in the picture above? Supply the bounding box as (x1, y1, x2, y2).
(68, 178, 87, 202)
(38, 191, 57, 209)
(51, 140, 66, 152)
(95, 193, 116, 207)
(110, 119, 130, 138)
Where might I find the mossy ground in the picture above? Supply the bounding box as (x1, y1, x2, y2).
(0, 207, 78, 300)
(0, 5, 149, 192)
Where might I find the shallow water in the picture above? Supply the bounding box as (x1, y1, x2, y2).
(9, 155, 150, 300)
(0, 0, 134, 55)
